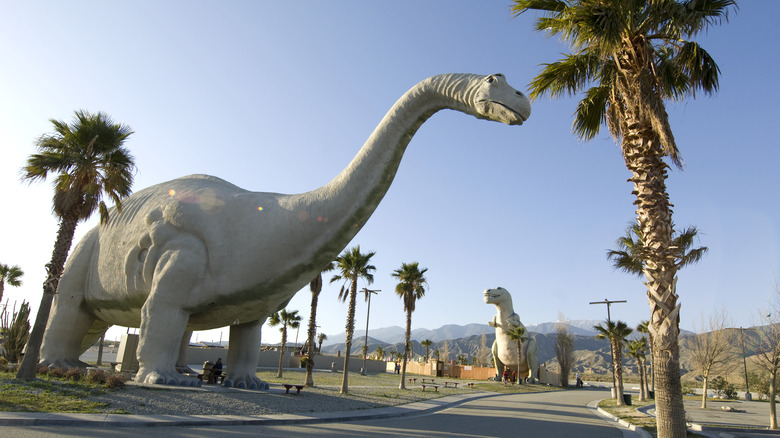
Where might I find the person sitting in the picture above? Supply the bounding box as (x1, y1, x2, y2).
(211, 358, 223, 383)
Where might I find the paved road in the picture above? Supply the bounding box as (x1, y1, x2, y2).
(1, 388, 640, 438)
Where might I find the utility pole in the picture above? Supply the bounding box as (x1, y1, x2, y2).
(589, 298, 627, 398)
(740, 327, 751, 401)
(360, 288, 380, 375)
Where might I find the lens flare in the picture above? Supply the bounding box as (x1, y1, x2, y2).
(257, 206, 263, 211)
(168, 189, 176, 197)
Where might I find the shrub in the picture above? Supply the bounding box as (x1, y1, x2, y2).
(105, 373, 128, 389)
(0, 301, 31, 362)
(64, 368, 85, 381)
(49, 367, 68, 378)
(711, 376, 738, 399)
(36, 365, 51, 376)
(86, 369, 108, 384)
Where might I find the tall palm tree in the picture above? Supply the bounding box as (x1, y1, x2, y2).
(421, 339, 433, 362)
(636, 320, 654, 395)
(17, 110, 135, 380)
(0, 264, 24, 305)
(511, 2, 734, 436)
(626, 336, 649, 401)
(304, 263, 333, 387)
(594, 320, 633, 406)
(392, 261, 428, 390)
(269, 309, 301, 378)
(508, 325, 528, 383)
(330, 245, 376, 393)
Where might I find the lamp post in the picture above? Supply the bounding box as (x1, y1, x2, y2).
(589, 298, 627, 398)
(360, 288, 380, 375)
(740, 327, 751, 401)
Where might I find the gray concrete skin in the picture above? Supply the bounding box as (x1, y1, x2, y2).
(0, 388, 642, 438)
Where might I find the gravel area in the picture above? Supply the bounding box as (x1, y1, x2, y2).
(89, 382, 456, 416)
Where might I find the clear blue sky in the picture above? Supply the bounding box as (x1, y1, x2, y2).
(1, 1, 776, 346)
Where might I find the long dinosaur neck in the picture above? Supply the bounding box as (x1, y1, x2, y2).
(285, 74, 482, 261)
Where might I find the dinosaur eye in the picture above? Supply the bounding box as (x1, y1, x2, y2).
(486, 76, 495, 83)
(516, 91, 524, 97)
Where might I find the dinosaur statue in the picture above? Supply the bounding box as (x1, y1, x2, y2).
(39, 73, 531, 389)
(484, 287, 539, 382)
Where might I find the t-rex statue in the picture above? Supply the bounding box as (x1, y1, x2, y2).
(39, 74, 531, 388)
(484, 287, 539, 382)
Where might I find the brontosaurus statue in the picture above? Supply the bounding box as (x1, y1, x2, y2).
(39, 74, 531, 388)
(484, 287, 539, 382)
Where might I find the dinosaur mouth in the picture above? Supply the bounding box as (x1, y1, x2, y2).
(477, 100, 528, 123)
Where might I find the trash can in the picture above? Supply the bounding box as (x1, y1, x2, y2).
(623, 394, 632, 406)
(648, 390, 654, 399)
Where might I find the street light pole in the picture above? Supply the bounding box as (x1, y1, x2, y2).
(360, 288, 380, 375)
(589, 298, 627, 398)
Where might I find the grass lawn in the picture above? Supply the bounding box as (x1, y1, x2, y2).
(0, 372, 114, 413)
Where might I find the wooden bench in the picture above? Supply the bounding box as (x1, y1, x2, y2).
(197, 373, 225, 384)
(444, 381, 458, 388)
(407, 378, 417, 385)
(421, 378, 435, 384)
(421, 384, 439, 392)
(283, 383, 305, 394)
(467, 382, 475, 388)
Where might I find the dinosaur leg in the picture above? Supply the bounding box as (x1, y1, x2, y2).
(491, 340, 504, 380)
(40, 230, 99, 369)
(175, 330, 197, 374)
(224, 318, 268, 390)
(525, 339, 539, 383)
(135, 236, 204, 387)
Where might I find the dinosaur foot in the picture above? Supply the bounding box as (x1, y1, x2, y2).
(222, 374, 269, 390)
(136, 367, 201, 387)
(39, 358, 90, 370)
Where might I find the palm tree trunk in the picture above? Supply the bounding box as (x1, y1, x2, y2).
(340, 280, 358, 394)
(16, 216, 78, 380)
(638, 357, 646, 401)
(277, 325, 287, 378)
(399, 308, 411, 389)
(614, 342, 625, 406)
(305, 276, 321, 387)
(622, 118, 686, 437)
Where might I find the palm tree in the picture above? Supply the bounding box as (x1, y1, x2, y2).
(17, 110, 135, 380)
(636, 320, 654, 395)
(594, 320, 633, 406)
(330, 245, 376, 393)
(317, 333, 328, 352)
(0, 264, 24, 305)
(421, 339, 433, 362)
(392, 261, 428, 390)
(607, 223, 708, 276)
(304, 263, 333, 387)
(268, 309, 301, 378)
(508, 325, 528, 383)
(609, 224, 707, 398)
(511, 2, 734, 435)
(626, 337, 649, 401)
(374, 346, 385, 361)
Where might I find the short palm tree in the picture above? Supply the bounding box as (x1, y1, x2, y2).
(330, 245, 376, 393)
(374, 345, 385, 361)
(637, 320, 654, 395)
(0, 264, 24, 305)
(304, 263, 333, 387)
(392, 261, 428, 389)
(626, 337, 649, 401)
(508, 325, 528, 383)
(269, 309, 301, 378)
(421, 339, 433, 362)
(17, 110, 135, 380)
(512, 1, 735, 435)
(594, 320, 633, 406)
(317, 333, 328, 352)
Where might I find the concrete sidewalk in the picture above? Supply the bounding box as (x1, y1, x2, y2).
(639, 397, 778, 436)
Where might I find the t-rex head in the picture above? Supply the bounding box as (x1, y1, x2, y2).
(483, 287, 511, 305)
(472, 73, 531, 125)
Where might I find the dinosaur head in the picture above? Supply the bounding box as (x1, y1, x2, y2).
(472, 74, 531, 125)
(483, 287, 510, 304)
